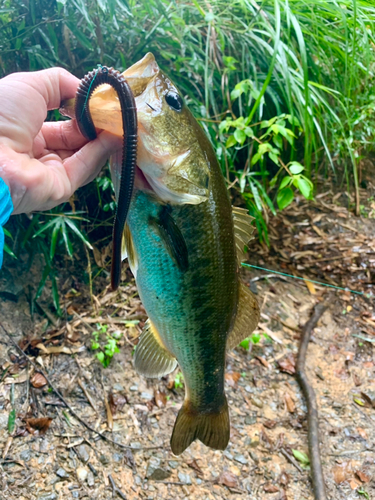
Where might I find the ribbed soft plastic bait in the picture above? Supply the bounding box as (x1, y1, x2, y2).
(75, 67, 137, 290)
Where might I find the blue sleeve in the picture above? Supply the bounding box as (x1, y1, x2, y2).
(0, 178, 13, 268)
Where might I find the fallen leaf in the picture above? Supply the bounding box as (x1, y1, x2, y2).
(278, 353, 296, 375)
(30, 372, 48, 388)
(109, 393, 127, 414)
(225, 372, 241, 387)
(263, 483, 279, 493)
(284, 393, 295, 413)
(279, 471, 290, 486)
(154, 389, 167, 408)
(332, 461, 354, 484)
(263, 419, 277, 429)
(356, 470, 370, 483)
(303, 276, 316, 295)
(187, 459, 204, 476)
(217, 470, 237, 488)
(349, 478, 361, 490)
(36, 343, 85, 355)
(356, 428, 367, 439)
(25, 417, 53, 435)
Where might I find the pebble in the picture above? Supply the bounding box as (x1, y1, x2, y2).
(245, 415, 257, 425)
(39, 494, 57, 500)
(148, 468, 171, 481)
(134, 475, 142, 485)
(146, 458, 161, 478)
(245, 385, 253, 393)
(87, 471, 95, 487)
(249, 436, 260, 448)
(56, 467, 69, 479)
(77, 444, 90, 463)
(141, 391, 154, 400)
(130, 385, 138, 391)
(76, 467, 88, 482)
(20, 449, 31, 462)
(223, 450, 233, 460)
(178, 472, 191, 484)
(249, 450, 259, 464)
(250, 396, 263, 408)
(113, 383, 124, 391)
(99, 454, 110, 465)
(113, 453, 123, 463)
(234, 454, 248, 465)
(72, 491, 79, 498)
(168, 461, 179, 469)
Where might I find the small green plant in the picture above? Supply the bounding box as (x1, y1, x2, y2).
(292, 449, 310, 468)
(239, 332, 272, 350)
(174, 371, 184, 389)
(91, 324, 122, 368)
(357, 487, 370, 499)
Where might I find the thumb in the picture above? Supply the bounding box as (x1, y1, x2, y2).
(63, 131, 123, 191)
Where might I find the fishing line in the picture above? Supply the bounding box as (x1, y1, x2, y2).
(80, 64, 103, 120)
(241, 263, 373, 299)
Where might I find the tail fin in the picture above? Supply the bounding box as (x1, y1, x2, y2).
(170, 398, 229, 455)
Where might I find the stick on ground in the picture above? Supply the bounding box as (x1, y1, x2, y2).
(296, 303, 328, 500)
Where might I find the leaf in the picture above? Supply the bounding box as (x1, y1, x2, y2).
(25, 417, 53, 435)
(187, 459, 204, 476)
(217, 470, 237, 488)
(30, 373, 48, 388)
(225, 372, 241, 387)
(154, 389, 167, 408)
(289, 162, 304, 174)
(65, 218, 93, 250)
(234, 128, 246, 145)
(279, 176, 292, 189)
(292, 449, 310, 465)
(296, 176, 313, 199)
(277, 353, 296, 374)
(8, 409, 16, 434)
(66, 22, 92, 49)
(225, 135, 237, 148)
(277, 187, 294, 210)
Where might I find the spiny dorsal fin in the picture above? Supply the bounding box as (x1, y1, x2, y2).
(227, 281, 260, 350)
(134, 319, 177, 378)
(232, 206, 255, 263)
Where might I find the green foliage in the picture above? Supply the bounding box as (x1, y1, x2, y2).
(174, 371, 184, 389)
(1, 0, 374, 263)
(91, 323, 122, 368)
(239, 331, 273, 350)
(292, 449, 310, 467)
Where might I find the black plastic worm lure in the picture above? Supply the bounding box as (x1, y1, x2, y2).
(75, 67, 137, 291)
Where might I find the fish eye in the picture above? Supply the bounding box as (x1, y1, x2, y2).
(165, 92, 183, 112)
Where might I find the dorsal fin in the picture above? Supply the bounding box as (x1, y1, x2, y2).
(232, 206, 255, 263)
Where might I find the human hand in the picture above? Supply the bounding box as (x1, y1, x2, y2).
(0, 67, 121, 215)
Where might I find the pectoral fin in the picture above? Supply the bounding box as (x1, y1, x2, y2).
(232, 206, 255, 263)
(121, 223, 138, 276)
(227, 281, 260, 350)
(150, 206, 188, 272)
(134, 319, 177, 378)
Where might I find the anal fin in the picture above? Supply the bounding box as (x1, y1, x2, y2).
(134, 319, 177, 378)
(227, 281, 260, 350)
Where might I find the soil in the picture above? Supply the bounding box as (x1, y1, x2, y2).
(0, 183, 374, 500)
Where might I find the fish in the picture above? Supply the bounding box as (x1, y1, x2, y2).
(61, 53, 260, 454)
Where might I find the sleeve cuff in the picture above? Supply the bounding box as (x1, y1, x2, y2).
(0, 177, 14, 268)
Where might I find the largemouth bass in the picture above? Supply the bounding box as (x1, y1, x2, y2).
(62, 54, 260, 454)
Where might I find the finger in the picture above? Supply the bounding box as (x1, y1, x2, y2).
(41, 120, 88, 151)
(3, 67, 79, 111)
(63, 131, 122, 191)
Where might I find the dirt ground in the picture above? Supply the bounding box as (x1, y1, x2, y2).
(0, 182, 374, 500)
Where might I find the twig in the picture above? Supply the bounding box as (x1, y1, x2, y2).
(108, 474, 127, 499)
(296, 303, 328, 500)
(279, 448, 303, 473)
(77, 378, 100, 415)
(0, 323, 145, 452)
